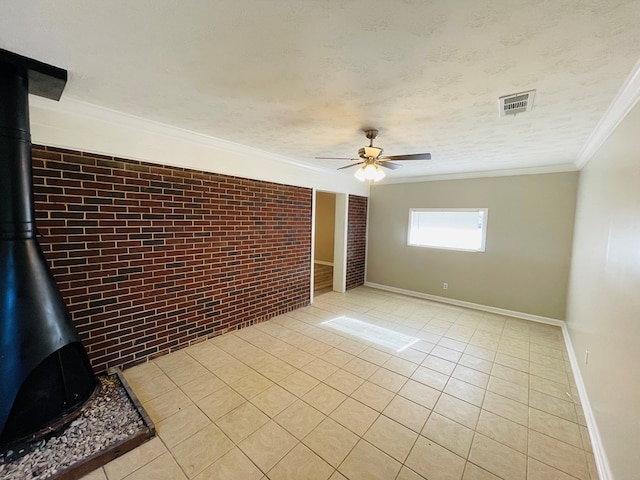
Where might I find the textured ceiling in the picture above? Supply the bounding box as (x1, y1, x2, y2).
(1, 0, 639, 179)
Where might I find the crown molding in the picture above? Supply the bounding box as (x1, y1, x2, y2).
(377, 163, 578, 185)
(28, 95, 329, 174)
(576, 58, 640, 169)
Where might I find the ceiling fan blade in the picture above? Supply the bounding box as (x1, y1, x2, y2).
(337, 162, 364, 170)
(316, 156, 357, 160)
(381, 153, 432, 161)
(377, 161, 401, 170)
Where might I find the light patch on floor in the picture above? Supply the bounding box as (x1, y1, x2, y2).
(322, 316, 419, 352)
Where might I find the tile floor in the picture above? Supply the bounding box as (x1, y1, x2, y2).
(81, 287, 598, 480)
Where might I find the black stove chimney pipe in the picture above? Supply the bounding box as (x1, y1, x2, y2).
(0, 49, 96, 447)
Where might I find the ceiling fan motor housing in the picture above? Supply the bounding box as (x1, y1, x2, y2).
(359, 146, 383, 159)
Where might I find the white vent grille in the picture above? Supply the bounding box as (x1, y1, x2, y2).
(499, 90, 536, 117)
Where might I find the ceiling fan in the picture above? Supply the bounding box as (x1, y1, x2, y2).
(317, 129, 432, 182)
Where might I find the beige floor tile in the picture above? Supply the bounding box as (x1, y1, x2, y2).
(278, 370, 319, 397)
(215, 402, 269, 443)
(438, 336, 468, 352)
(164, 362, 211, 387)
(405, 435, 466, 480)
(369, 367, 409, 392)
(397, 347, 429, 364)
(171, 423, 234, 478)
(211, 361, 253, 384)
(383, 356, 419, 376)
(323, 369, 365, 395)
(338, 440, 402, 480)
(156, 404, 211, 448)
(486, 376, 528, 404)
(489, 363, 529, 387)
(193, 447, 263, 480)
(104, 437, 166, 480)
(452, 365, 490, 389)
(358, 347, 393, 366)
(364, 415, 419, 462)
(444, 378, 486, 407)
(329, 472, 348, 480)
(398, 379, 440, 409)
(123, 452, 188, 480)
(527, 457, 579, 480)
(493, 353, 529, 373)
(303, 383, 347, 414)
(462, 463, 501, 480)
(256, 358, 298, 382)
(337, 338, 368, 355)
(528, 430, 589, 480)
(411, 366, 449, 390)
(230, 371, 274, 399)
(586, 451, 598, 480)
(143, 388, 193, 424)
(343, 357, 378, 378)
(268, 443, 334, 480)
(431, 345, 463, 363)
(180, 372, 225, 402)
(123, 361, 164, 385)
(529, 407, 582, 448)
(80, 468, 107, 480)
(251, 384, 297, 417)
(421, 354, 456, 375)
(422, 412, 474, 458)
(275, 400, 326, 439)
(238, 421, 298, 472)
(197, 386, 245, 421)
(396, 466, 426, 480)
(476, 409, 528, 453)
(458, 354, 493, 375)
(530, 362, 570, 385)
(434, 393, 480, 429)
(303, 417, 359, 467)
(529, 390, 578, 423)
(351, 381, 395, 412)
(464, 345, 496, 362)
(383, 395, 431, 433)
(529, 375, 571, 401)
(330, 397, 379, 436)
(580, 425, 594, 453)
(482, 391, 528, 426)
(468, 433, 526, 480)
(126, 371, 177, 403)
(302, 357, 339, 381)
(323, 347, 355, 367)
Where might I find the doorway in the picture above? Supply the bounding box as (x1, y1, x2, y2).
(313, 191, 336, 294)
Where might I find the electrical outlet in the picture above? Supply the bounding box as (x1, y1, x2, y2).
(443, 283, 448, 290)
(584, 349, 589, 365)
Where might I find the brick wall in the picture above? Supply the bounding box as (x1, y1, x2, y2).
(346, 195, 367, 290)
(32, 145, 312, 373)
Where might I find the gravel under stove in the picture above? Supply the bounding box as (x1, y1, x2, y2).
(0, 374, 146, 479)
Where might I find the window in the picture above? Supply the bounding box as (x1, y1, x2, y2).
(408, 208, 488, 252)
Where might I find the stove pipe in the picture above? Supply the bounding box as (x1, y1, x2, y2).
(0, 49, 96, 448)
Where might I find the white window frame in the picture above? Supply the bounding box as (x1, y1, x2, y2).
(407, 208, 488, 252)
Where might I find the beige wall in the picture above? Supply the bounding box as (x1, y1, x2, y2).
(566, 103, 640, 479)
(367, 172, 578, 319)
(314, 191, 336, 263)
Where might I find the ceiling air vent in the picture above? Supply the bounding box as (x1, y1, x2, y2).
(499, 89, 536, 117)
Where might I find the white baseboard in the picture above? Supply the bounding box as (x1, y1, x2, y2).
(314, 260, 334, 266)
(560, 328, 613, 480)
(363, 281, 611, 479)
(364, 282, 563, 326)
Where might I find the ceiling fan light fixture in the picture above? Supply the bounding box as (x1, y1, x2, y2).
(355, 163, 385, 182)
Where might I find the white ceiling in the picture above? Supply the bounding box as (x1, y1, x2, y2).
(1, 0, 639, 180)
